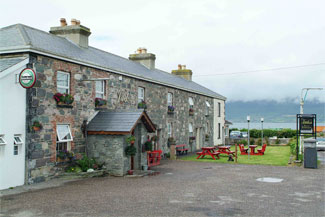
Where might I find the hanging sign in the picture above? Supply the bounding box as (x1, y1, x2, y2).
(297, 114, 316, 135)
(19, 68, 36, 88)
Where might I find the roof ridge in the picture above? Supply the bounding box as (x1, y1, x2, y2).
(16, 24, 32, 45)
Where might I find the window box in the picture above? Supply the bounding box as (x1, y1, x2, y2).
(189, 108, 194, 116)
(95, 97, 107, 110)
(205, 134, 210, 141)
(32, 121, 42, 132)
(167, 105, 175, 114)
(137, 100, 147, 109)
(53, 93, 74, 108)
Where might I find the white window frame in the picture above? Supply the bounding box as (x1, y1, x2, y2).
(57, 71, 70, 94)
(56, 124, 73, 143)
(138, 87, 145, 103)
(14, 135, 23, 145)
(189, 123, 193, 137)
(167, 92, 173, 106)
(14, 145, 19, 155)
(167, 122, 172, 138)
(189, 97, 194, 108)
(0, 135, 7, 145)
(96, 80, 105, 99)
(205, 101, 210, 116)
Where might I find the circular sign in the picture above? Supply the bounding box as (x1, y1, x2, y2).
(19, 68, 36, 88)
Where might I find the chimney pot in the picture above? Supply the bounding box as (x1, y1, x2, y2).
(71, 18, 77, 25)
(76, 20, 81, 25)
(182, 65, 186, 70)
(60, 18, 67, 26)
(178, 64, 182, 70)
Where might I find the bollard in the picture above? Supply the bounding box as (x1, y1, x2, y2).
(170, 144, 176, 160)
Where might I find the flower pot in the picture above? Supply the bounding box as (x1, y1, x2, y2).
(33, 126, 41, 131)
(128, 170, 133, 175)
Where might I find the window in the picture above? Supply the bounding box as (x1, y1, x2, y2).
(218, 102, 221, 117)
(96, 81, 105, 98)
(189, 97, 194, 108)
(56, 125, 73, 143)
(14, 145, 18, 155)
(13, 135, 22, 155)
(56, 125, 73, 158)
(0, 135, 6, 145)
(218, 123, 221, 139)
(206, 122, 209, 134)
(57, 71, 70, 94)
(205, 101, 210, 116)
(138, 87, 145, 103)
(167, 92, 173, 106)
(189, 123, 193, 137)
(167, 123, 172, 138)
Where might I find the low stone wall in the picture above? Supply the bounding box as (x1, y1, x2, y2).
(226, 138, 290, 145)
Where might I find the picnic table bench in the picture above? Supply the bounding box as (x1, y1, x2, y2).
(147, 150, 162, 167)
(215, 145, 235, 156)
(196, 147, 220, 160)
(176, 144, 189, 155)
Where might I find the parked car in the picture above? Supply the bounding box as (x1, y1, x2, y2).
(316, 138, 325, 151)
(230, 131, 241, 138)
(241, 132, 248, 138)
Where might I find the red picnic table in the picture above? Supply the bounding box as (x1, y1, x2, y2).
(196, 147, 220, 160)
(215, 146, 235, 156)
(248, 145, 257, 154)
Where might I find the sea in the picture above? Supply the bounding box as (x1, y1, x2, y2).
(231, 122, 297, 130)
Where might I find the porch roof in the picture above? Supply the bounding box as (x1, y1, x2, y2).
(87, 109, 156, 135)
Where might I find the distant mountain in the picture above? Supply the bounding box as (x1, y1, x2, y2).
(226, 100, 325, 123)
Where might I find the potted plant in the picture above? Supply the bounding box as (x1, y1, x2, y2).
(151, 135, 158, 142)
(125, 145, 137, 175)
(126, 135, 136, 145)
(205, 134, 210, 141)
(144, 140, 152, 152)
(167, 137, 176, 147)
(95, 97, 107, 108)
(32, 121, 42, 131)
(167, 105, 175, 114)
(137, 100, 147, 109)
(189, 107, 194, 116)
(53, 93, 74, 107)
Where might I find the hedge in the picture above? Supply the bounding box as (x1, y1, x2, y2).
(230, 128, 296, 138)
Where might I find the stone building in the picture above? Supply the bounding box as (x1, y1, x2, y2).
(0, 19, 226, 189)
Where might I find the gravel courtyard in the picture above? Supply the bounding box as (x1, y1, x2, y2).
(1, 160, 324, 217)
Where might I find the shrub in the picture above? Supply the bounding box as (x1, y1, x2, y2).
(53, 93, 74, 105)
(125, 145, 137, 156)
(239, 139, 247, 146)
(275, 139, 280, 144)
(77, 155, 97, 172)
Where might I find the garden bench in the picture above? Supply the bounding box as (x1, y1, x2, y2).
(176, 144, 189, 155)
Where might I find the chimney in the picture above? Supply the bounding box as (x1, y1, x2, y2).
(50, 18, 91, 48)
(171, 64, 193, 81)
(129, 47, 156, 70)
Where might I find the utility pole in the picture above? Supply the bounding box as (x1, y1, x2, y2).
(299, 88, 324, 155)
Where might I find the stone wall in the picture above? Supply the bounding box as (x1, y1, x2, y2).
(24, 53, 221, 183)
(87, 134, 125, 176)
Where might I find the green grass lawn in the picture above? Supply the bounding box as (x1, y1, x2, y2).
(180, 146, 291, 166)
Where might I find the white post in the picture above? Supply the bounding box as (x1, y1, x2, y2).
(261, 118, 264, 146)
(247, 116, 250, 158)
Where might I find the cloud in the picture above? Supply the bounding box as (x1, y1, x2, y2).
(1, 0, 325, 102)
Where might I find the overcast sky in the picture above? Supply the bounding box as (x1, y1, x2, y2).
(2, 0, 325, 102)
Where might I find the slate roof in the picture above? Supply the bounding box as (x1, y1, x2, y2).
(0, 24, 226, 100)
(0, 57, 27, 72)
(87, 110, 155, 133)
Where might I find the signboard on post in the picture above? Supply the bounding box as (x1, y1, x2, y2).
(19, 68, 36, 89)
(296, 114, 316, 160)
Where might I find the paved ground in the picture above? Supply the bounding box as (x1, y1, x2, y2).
(1, 160, 324, 217)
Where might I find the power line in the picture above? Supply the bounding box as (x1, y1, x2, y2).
(193, 62, 325, 77)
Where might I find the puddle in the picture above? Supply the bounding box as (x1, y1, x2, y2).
(165, 173, 173, 175)
(256, 177, 283, 183)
